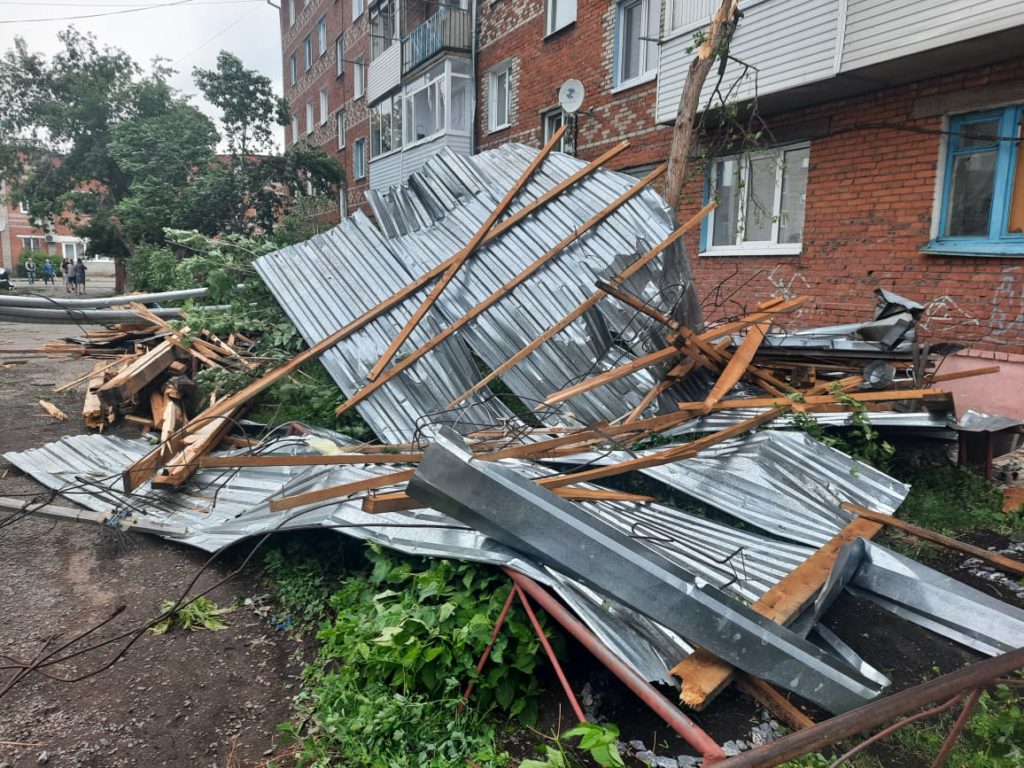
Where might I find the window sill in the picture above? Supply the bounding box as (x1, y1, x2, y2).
(921, 240, 1024, 257)
(487, 123, 511, 135)
(700, 244, 803, 258)
(543, 21, 575, 41)
(611, 71, 657, 95)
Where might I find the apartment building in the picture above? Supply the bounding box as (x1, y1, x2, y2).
(279, 0, 475, 214)
(0, 181, 88, 273)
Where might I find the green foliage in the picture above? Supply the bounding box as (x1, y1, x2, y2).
(788, 388, 895, 470)
(282, 545, 556, 766)
(892, 461, 1023, 537)
(521, 723, 625, 768)
(148, 596, 234, 634)
(16, 249, 47, 278)
(1, 33, 342, 256)
(261, 538, 348, 627)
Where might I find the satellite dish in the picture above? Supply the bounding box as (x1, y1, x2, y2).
(558, 79, 585, 114)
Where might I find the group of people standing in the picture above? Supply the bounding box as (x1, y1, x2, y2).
(22, 255, 87, 293)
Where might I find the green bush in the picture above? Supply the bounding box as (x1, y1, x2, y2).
(17, 248, 48, 278)
(280, 545, 556, 767)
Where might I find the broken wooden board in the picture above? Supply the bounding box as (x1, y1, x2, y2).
(96, 340, 178, 406)
(671, 517, 884, 710)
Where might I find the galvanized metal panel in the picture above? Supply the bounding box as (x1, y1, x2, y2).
(255, 144, 701, 444)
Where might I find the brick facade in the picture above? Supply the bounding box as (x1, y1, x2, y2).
(0, 182, 88, 272)
(476, 0, 673, 173)
(677, 56, 1024, 356)
(279, 0, 371, 217)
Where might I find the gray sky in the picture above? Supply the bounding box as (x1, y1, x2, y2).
(0, 0, 285, 150)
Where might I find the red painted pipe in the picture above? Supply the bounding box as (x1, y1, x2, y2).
(461, 586, 517, 708)
(504, 568, 727, 762)
(514, 582, 588, 724)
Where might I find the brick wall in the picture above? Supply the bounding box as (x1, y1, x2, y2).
(677, 56, 1024, 355)
(476, 0, 673, 173)
(279, 0, 371, 217)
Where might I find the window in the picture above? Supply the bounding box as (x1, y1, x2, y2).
(614, 0, 660, 88)
(353, 0, 363, 20)
(402, 59, 470, 145)
(289, 53, 297, 86)
(336, 35, 345, 76)
(542, 109, 567, 152)
(306, 101, 314, 134)
(19, 236, 42, 252)
(703, 143, 810, 255)
(339, 183, 348, 218)
(354, 56, 365, 99)
(287, 0, 295, 26)
(353, 137, 366, 180)
(317, 15, 328, 56)
(370, 0, 397, 59)
(291, 115, 300, 144)
(488, 63, 511, 132)
(370, 94, 403, 158)
(668, 0, 706, 31)
(18, 200, 29, 214)
(927, 104, 1024, 256)
(337, 109, 346, 149)
(303, 35, 312, 70)
(63, 242, 83, 260)
(545, 0, 576, 35)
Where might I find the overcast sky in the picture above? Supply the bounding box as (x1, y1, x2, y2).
(0, 0, 285, 150)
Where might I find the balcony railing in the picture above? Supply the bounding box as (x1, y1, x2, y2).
(401, 5, 471, 75)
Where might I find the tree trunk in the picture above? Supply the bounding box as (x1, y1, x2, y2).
(662, 0, 740, 212)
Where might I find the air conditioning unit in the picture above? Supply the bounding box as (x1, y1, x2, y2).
(44, 234, 55, 243)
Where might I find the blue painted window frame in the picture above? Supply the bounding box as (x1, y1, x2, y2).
(924, 104, 1024, 257)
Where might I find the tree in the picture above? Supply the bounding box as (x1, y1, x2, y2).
(192, 51, 343, 237)
(0, 33, 343, 261)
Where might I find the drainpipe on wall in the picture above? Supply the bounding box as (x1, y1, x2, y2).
(469, 0, 477, 155)
(0, 200, 10, 272)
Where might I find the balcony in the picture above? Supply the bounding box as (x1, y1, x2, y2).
(401, 5, 471, 76)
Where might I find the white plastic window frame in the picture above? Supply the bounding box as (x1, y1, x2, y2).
(319, 88, 329, 125)
(613, 0, 660, 91)
(337, 109, 346, 149)
(305, 101, 314, 135)
(353, 137, 367, 179)
(702, 142, 810, 257)
(317, 15, 328, 56)
(487, 63, 511, 133)
(545, 0, 576, 36)
(354, 56, 365, 99)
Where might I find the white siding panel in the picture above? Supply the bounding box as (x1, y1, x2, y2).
(656, 0, 841, 124)
(367, 44, 402, 104)
(842, 0, 1024, 72)
(369, 133, 472, 190)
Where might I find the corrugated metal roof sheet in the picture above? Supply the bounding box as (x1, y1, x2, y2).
(254, 145, 701, 443)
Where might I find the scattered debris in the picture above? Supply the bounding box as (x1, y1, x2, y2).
(37, 400, 67, 421)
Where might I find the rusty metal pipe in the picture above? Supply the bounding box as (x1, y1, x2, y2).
(710, 646, 1024, 768)
(503, 568, 727, 761)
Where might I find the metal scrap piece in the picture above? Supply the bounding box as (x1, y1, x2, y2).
(407, 429, 888, 713)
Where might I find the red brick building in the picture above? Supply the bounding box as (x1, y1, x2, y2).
(279, 1, 1024, 414)
(0, 181, 88, 273)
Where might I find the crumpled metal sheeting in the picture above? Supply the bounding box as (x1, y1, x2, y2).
(3, 431, 825, 686)
(548, 431, 909, 548)
(663, 409, 954, 440)
(255, 145, 700, 442)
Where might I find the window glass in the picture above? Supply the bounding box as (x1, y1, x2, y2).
(317, 16, 327, 55)
(336, 36, 345, 76)
(289, 54, 296, 85)
(779, 146, 809, 244)
(355, 57, 365, 98)
(304, 36, 312, 70)
(288, 0, 294, 26)
(450, 76, 470, 134)
(959, 119, 1000, 149)
(945, 152, 997, 237)
(291, 115, 300, 144)
(620, 1, 642, 83)
(744, 155, 777, 242)
(543, 109, 565, 151)
(616, 0, 660, 86)
(319, 89, 329, 125)
(547, 0, 576, 34)
(490, 67, 510, 130)
(371, 0, 396, 58)
(337, 109, 345, 149)
(711, 159, 739, 247)
(354, 138, 366, 179)
(305, 101, 314, 134)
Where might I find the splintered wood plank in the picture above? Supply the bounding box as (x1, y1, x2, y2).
(542, 344, 683, 407)
(362, 485, 654, 514)
(38, 400, 68, 421)
(842, 502, 1024, 577)
(671, 517, 884, 710)
(367, 125, 566, 381)
(336, 166, 667, 416)
(150, 407, 243, 490)
(702, 321, 769, 412)
(96, 340, 177, 406)
(199, 453, 424, 468)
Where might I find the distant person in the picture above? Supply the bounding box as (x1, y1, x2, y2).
(42, 259, 55, 285)
(25, 256, 36, 285)
(61, 257, 72, 293)
(73, 258, 87, 294)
